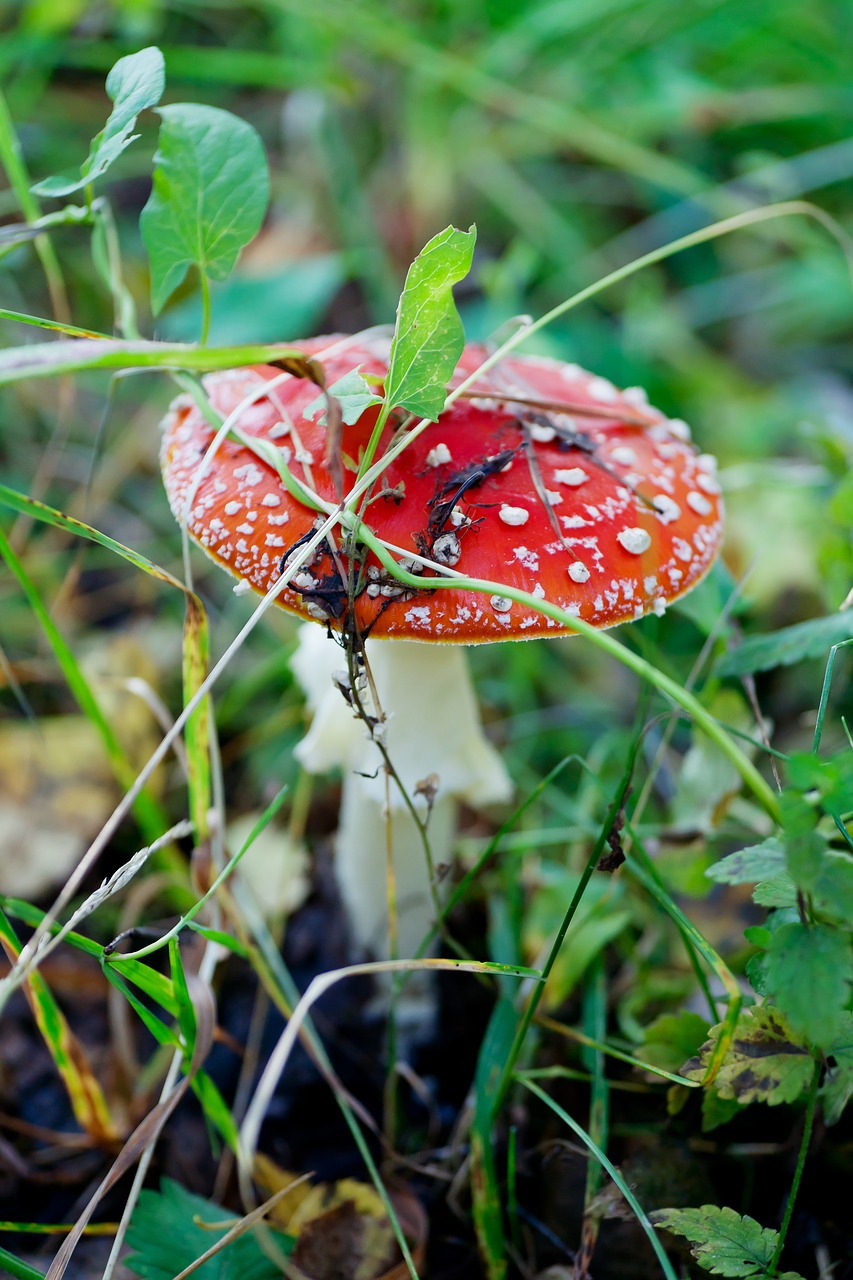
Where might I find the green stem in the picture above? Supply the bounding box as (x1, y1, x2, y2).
(489, 747, 637, 1115)
(767, 1061, 820, 1276)
(199, 270, 212, 346)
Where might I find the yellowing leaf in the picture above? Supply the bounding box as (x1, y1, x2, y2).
(682, 1006, 815, 1108)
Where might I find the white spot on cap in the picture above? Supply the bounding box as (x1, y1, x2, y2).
(236, 523, 255, 535)
(426, 443, 452, 466)
(686, 491, 713, 517)
(233, 463, 264, 485)
(666, 418, 692, 442)
(214, 481, 227, 494)
(405, 605, 432, 624)
(554, 468, 588, 487)
(623, 386, 649, 407)
(653, 597, 667, 617)
(233, 580, 252, 596)
(588, 376, 618, 402)
(490, 595, 513, 613)
(262, 493, 281, 507)
(514, 546, 540, 570)
(610, 446, 637, 465)
(224, 501, 241, 516)
(695, 472, 721, 495)
(499, 504, 529, 527)
(673, 538, 693, 562)
(653, 495, 681, 524)
(697, 453, 718, 473)
(644, 575, 658, 593)
(617, 527, 652, 555)
(569, 562, 590, 583)
(530, 423, 556, 443)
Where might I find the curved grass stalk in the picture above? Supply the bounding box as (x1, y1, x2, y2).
(517, 1075, 679, 1280)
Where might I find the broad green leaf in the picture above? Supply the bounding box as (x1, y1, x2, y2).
(764, 922, 852, 1048)
(819, 1011, 853, 1124)
(651, 1205, 781, 1278)
(716, 610, 853, 678)
(706, 839, 785, 886)
(638, 1011, 710, 1075)
(33, 47, 165, 197)
(125, 1179, 291, 1280)
(682, 1006, 815, 1107)
(141, 103, 270, 313)
(384, 224, 476, 420)
(304, 366, 382, 426)
(751, 873, 797, 909)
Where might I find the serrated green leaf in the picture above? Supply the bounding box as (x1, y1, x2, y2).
(33, 47, 165, 197)
(304, 366, 383, 426)
(384, 224, 476, 420)
(682, 1005, 815, 1106)
(765, 922, 852, 1048)
(707, 839, 785, 886)
(813, 853, 853, 925)
(716, 611, 853, 678)
(125, 1179, 290, 1280)
(819, 1011, 853, 1124)
(141, 103, 269, 313)
(651, 1205, 779, 1277)
(751, 873, 798, 909)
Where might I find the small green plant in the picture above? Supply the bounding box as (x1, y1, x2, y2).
(0, 34, 851, 1280)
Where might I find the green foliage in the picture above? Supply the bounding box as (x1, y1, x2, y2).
(305, 366, 383, 426)
(650, 1206, 800, 1279)
(707, 839, 786, 887)
(820, 1011, 853, 1125)
(125, 1179, 292, 1280)
(383, 224, 476, 420)
(32, 47, 165, 198)
(764, 922, 853, 1049)
(140, 103, 270, 314)
(637, 1010, 710, 1076)
(716, 611, 853, 678)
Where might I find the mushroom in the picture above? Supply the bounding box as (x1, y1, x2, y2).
(160, 332, 723, 962)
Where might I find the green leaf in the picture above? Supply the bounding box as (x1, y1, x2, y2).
(764, 922, 853, 1048)
(716, 610, 853, 678)
(383, 224, 476, 420)
(33, 47, 165, 197)
(779, 792, 826, 892)
(682, 1006, 815, 1107)
(651, 1205, 780, 1278)
(638, 1011, 710, 1075)
(706, 838, 785, 886)
(140, 103, 270, 313)
(304, 366, 383, 426)
(819, 1011, 853, 1124)
(125, 1179, 290, 1280)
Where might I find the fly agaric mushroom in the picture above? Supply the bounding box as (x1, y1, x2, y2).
(160, 332, 722, 959)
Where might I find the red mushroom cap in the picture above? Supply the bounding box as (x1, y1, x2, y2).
(160, 332, 722, 642)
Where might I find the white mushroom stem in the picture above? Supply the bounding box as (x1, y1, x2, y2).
(290, 623, 513, 961)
